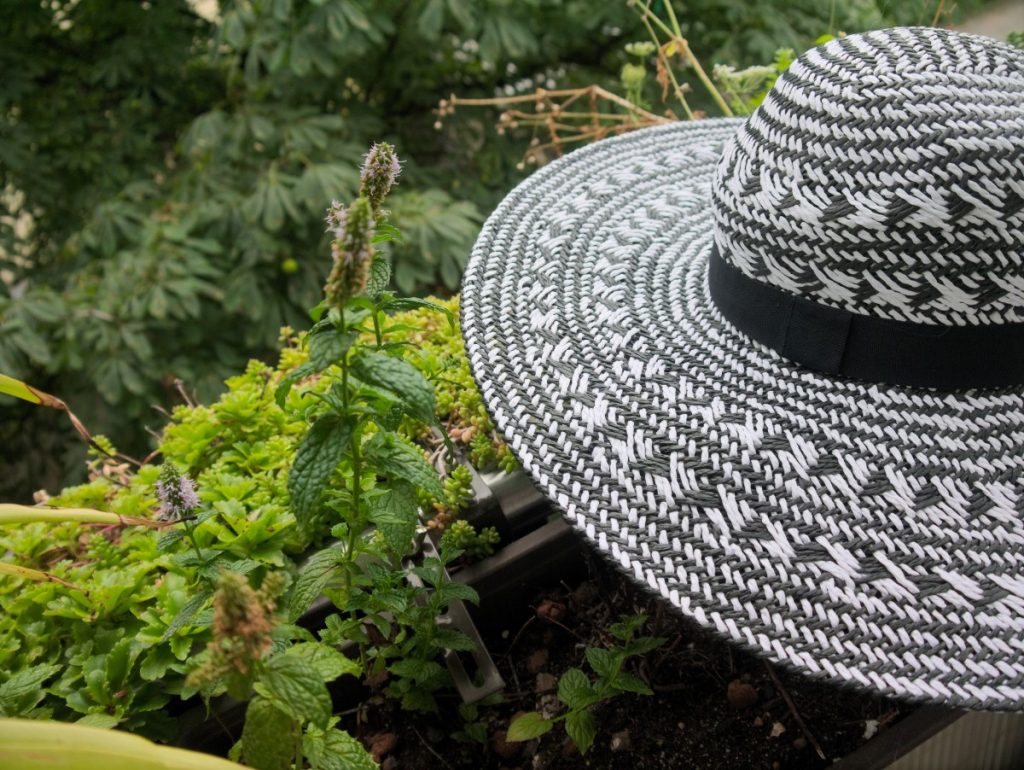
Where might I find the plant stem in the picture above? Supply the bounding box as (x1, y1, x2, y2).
(183, 520, 206, 564)
(632, 0, 733, 117)
(292, 718, 303, 769)
(373, 307, 383, 349)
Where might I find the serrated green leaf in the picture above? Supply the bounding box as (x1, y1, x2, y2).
(284, 643, 360, 682)
(309, 329, 356, 370)
(0, 663, 61, 716)
(349, 350, 435, 425)
(436, 580, 479, 606)
(506, 711, 553, 742)
(256, 655, 332, 728)
(388, 658, 444, 686)
(611, 671, 652, 696)
(288, 415, 353, 522)
(288, 546, 344, 622)
(275, 361, 317, 407)
(380, 297, 454, 329)
(365, 482, 418, 553)
(565, 709, 597, 754)
(623, 636, 668, 656)
(160, 590, 213, 642)
(362, 431, 444, 500)
(242, 696, 294, 770)
(584, 647, 620, 681)
(556, 667, 592, 709)
(608, 613, 647, 641)
(304, 726, 378, 770)
(365, 255, 391, 297)
(431, 627, 476, 652)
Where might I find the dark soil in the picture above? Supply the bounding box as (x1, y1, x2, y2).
(340, 555, 905, 770)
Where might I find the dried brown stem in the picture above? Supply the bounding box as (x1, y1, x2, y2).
(764, 662, 827, 761)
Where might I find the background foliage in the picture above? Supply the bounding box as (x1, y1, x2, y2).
(0, 0, 986, 499)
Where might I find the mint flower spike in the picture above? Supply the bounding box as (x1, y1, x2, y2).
(359, 142, 401, 214)
(325, 199, 347, 237)
(324, 196, 375, 310)
(156, 463, 199, 522)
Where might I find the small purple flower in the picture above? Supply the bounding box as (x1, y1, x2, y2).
(157, 463, 200, 521)
(359, 142, 401, 213)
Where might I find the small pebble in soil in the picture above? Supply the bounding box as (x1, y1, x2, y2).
(769, 722, 786, 738)
(536, 599, 567, 624)
(727, 679, 759, 709)
(610, 730, 631, 752)
(526, 648, 549, 674)
(367, 732, 398, 762)
(793, 736, 808, 750)
(381, 758, 398, 770)
(753, 716, 764, 727)
(535, 672, 558, 692)
(492, 728, 520, 759)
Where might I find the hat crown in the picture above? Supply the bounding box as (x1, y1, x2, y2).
(711, 27, 1024, 327)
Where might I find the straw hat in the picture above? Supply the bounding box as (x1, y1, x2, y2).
(461, 27, 1024, 709)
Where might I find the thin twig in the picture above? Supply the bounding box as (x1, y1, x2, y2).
(764, 662, 827, 761)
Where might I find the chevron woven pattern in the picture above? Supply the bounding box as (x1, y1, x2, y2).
(461, 28, 1024, 710)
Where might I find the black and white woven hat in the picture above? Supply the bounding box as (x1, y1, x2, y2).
(461, 27, 1024, 710)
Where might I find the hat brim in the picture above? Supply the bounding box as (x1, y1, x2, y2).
(461, 119, 1024, 710)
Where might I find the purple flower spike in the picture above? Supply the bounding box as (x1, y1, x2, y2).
(157, 463, 200, 521)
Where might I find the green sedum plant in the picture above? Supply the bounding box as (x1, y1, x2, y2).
(507, 614, 667, 754)
(0, 145, 508, 742)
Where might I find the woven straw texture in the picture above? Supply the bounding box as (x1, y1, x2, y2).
(461, 28, 1024, 710)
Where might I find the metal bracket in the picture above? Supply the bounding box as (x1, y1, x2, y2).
(406, 536, 505, 704)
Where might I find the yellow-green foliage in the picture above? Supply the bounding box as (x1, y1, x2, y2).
(372, 297, 515, 472)
(0, 294, 508, 737)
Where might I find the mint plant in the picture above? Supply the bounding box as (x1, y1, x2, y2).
(186, 571, 374, 770)
(282, 143, 481, 713)
(507, 614, 667, 754)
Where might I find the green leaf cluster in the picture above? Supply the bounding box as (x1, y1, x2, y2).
(507, 613, 666, 754)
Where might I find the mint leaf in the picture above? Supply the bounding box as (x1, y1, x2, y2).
(160, 590, 212, 642)
(556, 667, 593, 709)
(309, 329, 357, 370)
(624, 636, 668, 656)
(611, 671, 652, 696)
(242, 696, 294, 770)
(362, 431, 444, 499)
(431, 627, 476, 652)
(380, 297, 454, 329)
(506, 711, 553, 742)
(349, 349, 436, 425)
(275, 361, 317, 407)
(436, 580, 479, 606)
(0, 663, 61, 716)
(255, 656, 332, 729)
(365, 482, 419, 553)
(288, 415, 353, 522)
(284, 643, 361, 682)
(365, 255, 391, 297)
(565, 709, 597, 754)
(288, 546, 344, 621)
(303, 726, 378, 770)
(584, 647, 619, 681)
